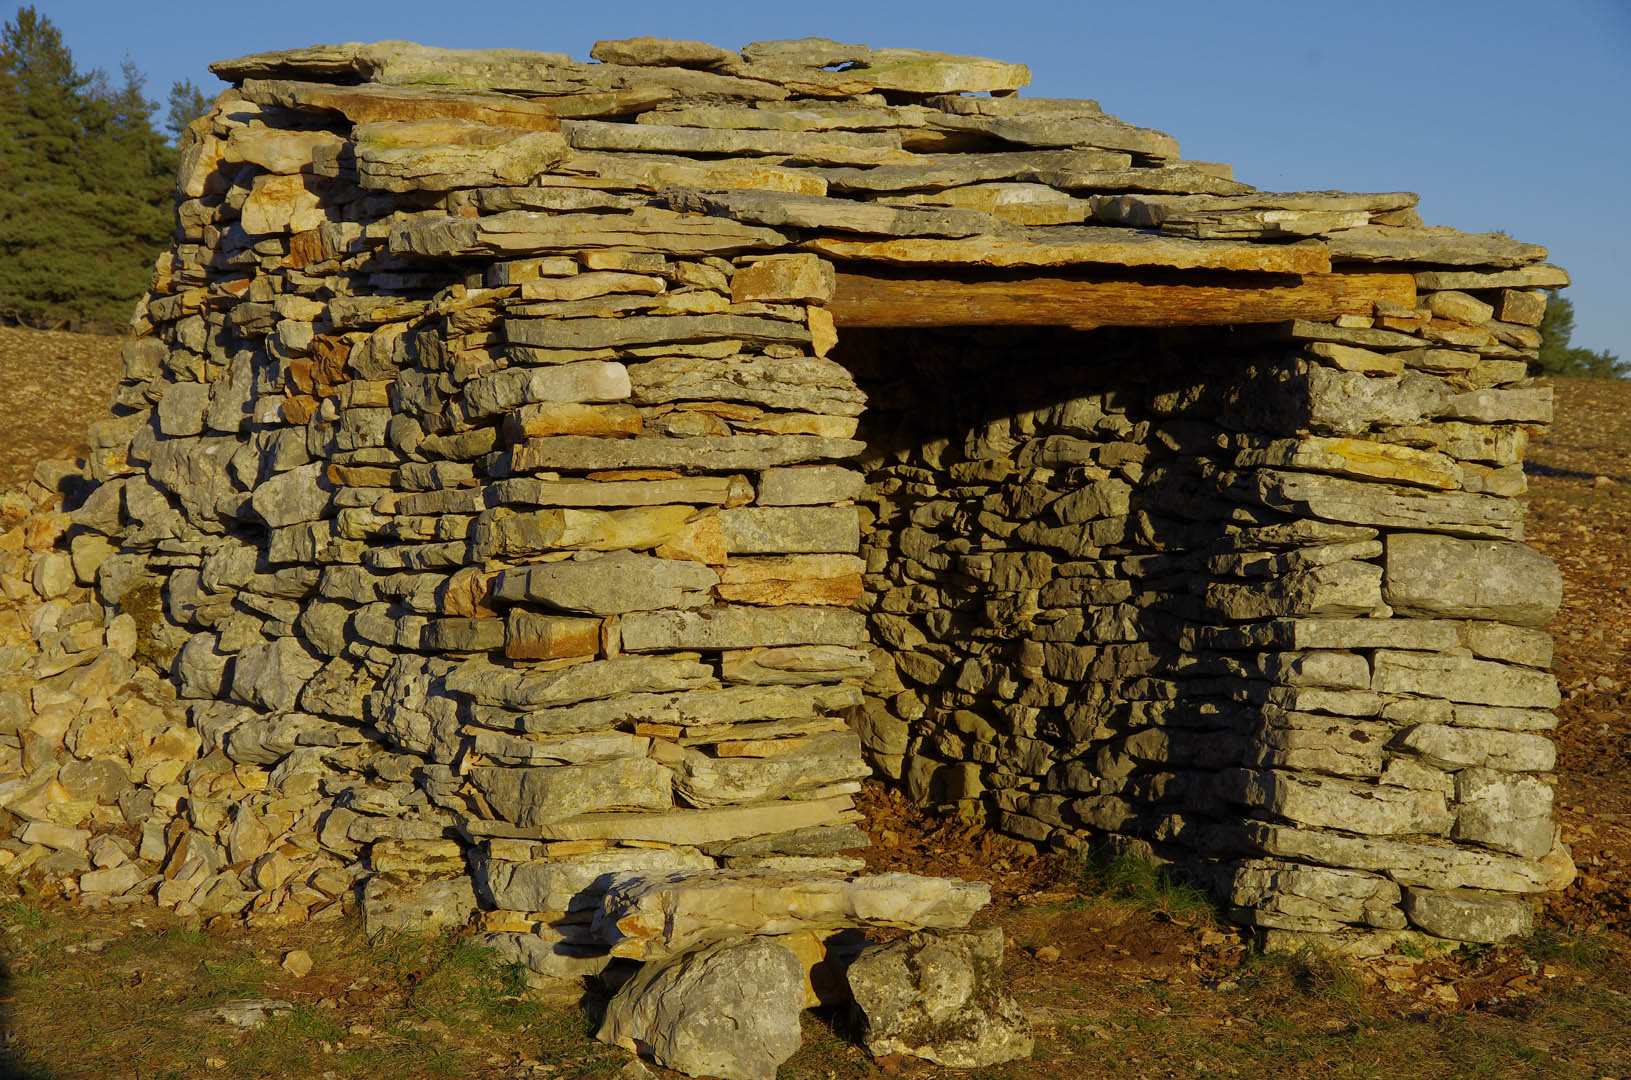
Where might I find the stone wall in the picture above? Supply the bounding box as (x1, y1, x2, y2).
(1, 36, 1576, 958)
(845, 322, 1570, 943)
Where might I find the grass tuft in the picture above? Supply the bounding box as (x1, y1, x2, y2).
(1523, 925, 1619, 972)
(1242, 944, 1364, 1005)
(1076, 850, 1218, 925)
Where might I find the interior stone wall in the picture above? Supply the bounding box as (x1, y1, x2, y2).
(842, 323, 1570, 942)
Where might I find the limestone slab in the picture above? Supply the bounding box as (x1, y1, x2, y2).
(391, 208, 790, 259)
(1402, 887, 1532, 943)
(818, 149, 1133, 193)
(562, 119, 915, 165)
(508, 435, 864, 474)
(490, 476, 743, 508)
(474, 845, 713, 912)
(1324, 226, 1547, 267)
(805, 228, 1330, 274)
(506, 313, 810, 350)
(241, 78, 567, 128)
(498, 795, 858, 844)
(667, 188, 996, 238)
(593, 868, 990, 961)
(445, 654, 714, 708)
(468, 758, 673, 827)
(619, 606, 866, 652)
(627, 354, 866, 416)
(675, 730, 869, 807)
(492, 551, 718, 614)
(1382, 533, 1561, 626)
(1371, 651, 1560, 709)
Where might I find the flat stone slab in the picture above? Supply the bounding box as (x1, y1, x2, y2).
(562, 119, 917, 166)
(804, 228, 1330, 274)
(466, 794, 860, 846)
(817, 150, 1134, 193)
(392, 208, 790, 259)
(667, 187, 996, 238)
(241, 79, 566, 128)
(924, 109, 1179, 159)
(1325, 225, 1547, 267)
(592, 868, 990, 961)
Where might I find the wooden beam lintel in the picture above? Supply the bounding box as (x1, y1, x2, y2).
(829, 270, 1417, 330)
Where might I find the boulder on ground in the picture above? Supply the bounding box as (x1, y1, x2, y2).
(847, 927, 1033, 1068)
(597, 937, 805, 1080)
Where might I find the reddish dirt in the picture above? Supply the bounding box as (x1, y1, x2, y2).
(1522, 378, 1631, 936)
(0, 326, 123, 490)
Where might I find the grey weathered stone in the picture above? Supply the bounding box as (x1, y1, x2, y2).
(667, 187, 995, 238)
(718, 507, 860, 553)
(393, 207, 792, 260)
(1383, 533, 1561, 626)
(446, 654, 715, 709)
(474, 846, 714, 912)
(509, 435, 863, 473)
(1252, 470, 1522, 540)
(593, 869, 989, 961)
(462, 360, 631, 418)
(229, 636, 321, 712)
(818, 150, 1132, 193)
(627, 353, 866, 415)
(1298, 366, 1450, 434)
(1371, 651, 1559, 709)
(250, 462, 329, 528)
(490, 551, 718, 614)
(1394, 724, 1555, 773)
(1220, 769, 1452, 836)
(1324, 226, 1548, 267)
(848, 928, 1032, 1068)
(361, 874, 478, 935)
(597, 938, 806, 1080)
(1402, 887, 1533, 942)
(468, 758, 673, 827)
(619, 606, 866, 652)
(157, 382, 211, 436)
(720, 645, 873, 684)
(471, 683, 859, 736)
(675, 731, 869, 807)
(1453, 767, 1553, 858)
(757, 466, 865, 505)
(477, 931, 612, 983)
(491, 476, 745, 508)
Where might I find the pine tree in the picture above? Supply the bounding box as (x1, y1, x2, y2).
(165, 78, 211, 144)
(0, 6, 176, 331)
(0, 5, 97, 327)
(1537, 292, 1625, 380)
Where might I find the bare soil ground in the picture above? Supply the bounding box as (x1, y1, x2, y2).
(0, 330, 1626, 1080)
(0, 327, 121, 490)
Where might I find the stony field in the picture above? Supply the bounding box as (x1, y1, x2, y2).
(0, 326, 1625, 1079)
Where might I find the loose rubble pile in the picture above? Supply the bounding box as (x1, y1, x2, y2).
(0, 30, 1582, 1077)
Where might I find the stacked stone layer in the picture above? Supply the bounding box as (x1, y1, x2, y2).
(0, 36, 1572, 951)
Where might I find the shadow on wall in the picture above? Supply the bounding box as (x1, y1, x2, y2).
(834, 322, 1289, 882)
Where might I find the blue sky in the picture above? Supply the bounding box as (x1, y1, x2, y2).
(37, 0, 1631, 357)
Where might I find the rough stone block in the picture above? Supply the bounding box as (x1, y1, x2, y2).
(1402, 887, 1532, 942)
(1383, 533, 1561, 626)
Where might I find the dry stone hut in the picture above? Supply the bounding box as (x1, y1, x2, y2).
(33, 37, 1577, 969)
